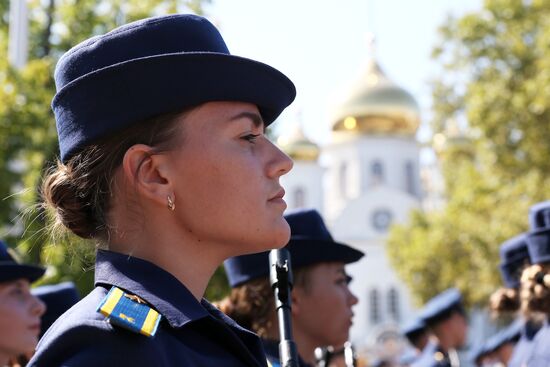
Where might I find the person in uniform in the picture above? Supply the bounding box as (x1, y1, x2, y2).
(0, 240, 46, 366)
(219, 209, 364, 367)
(489, 232, 540, 367)
(399, 317, 429, 366)
(486, 320, 522, 366)
(520, 200, 550, 366)
(31, 281, 80, 338)
(28, 13, 295, 366)
(411, 288, 468, 367)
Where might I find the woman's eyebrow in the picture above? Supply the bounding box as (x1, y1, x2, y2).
(229, 111, 265, 131)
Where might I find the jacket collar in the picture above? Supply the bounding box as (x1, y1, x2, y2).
(94, 249, 209, 328)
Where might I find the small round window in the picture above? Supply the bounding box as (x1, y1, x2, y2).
(371, 209, 393, 232)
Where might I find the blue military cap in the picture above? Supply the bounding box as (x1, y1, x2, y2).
(401, 317, 427, 341)
(480, 320, 523, 361)
(419, 288, 464, 326)
(527, 201, 550, 264)
(529, 200, 550, 230)
(0, 240, 45, 283)
(224, 209, 364, 287)
(32, 281, 80, 337)
(499, 233, 530, 289)
(468, 343, 489, 366)
(483, 320, 522, 356)
(53, 13, 296, 162)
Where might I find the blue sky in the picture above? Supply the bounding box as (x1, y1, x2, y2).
(206, 0, 482, 146)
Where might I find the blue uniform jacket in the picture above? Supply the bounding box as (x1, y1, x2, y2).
(28, 250, 268, 366)
(261, 339, 312, 367)
(525, 321, 550, 367)
(508, 319, 542, 367)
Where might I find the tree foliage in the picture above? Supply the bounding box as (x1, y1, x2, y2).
(387, 0, 550, 308)
(0, 0, 233, 299)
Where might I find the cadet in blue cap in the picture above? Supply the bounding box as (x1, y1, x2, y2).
(469, 321, 521, 367)
(411, 288, 468, 367)
(220, 209, 364, 367)
(486, 320, 521, 365)
(29, 13, 295, 367)
(519, 200, 550, 366)
(399, 317, 430, 366)
(0, 240, 46, 366)
(489, 233, 530, 315)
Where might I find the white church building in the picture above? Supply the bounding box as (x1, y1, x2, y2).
(279, 56, 423, 359)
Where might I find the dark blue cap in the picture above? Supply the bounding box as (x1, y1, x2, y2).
(419, 288, 464, 326)
(53, 14, 296, 162)
(32, 281, 80, 337)
(499, 233, 530, 289)
(401, 317, 426, 339)
(469, 343, 488, 364)
(483, 320, 522, 354)
(527, 201, 550, 264)
(529, 200, 550, 230)
(0, 240, 45, 283)
(224, 209, 364, 288)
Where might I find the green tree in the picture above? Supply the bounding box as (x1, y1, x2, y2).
(387, 0, 550, 308)
(0, 0, 228, 297)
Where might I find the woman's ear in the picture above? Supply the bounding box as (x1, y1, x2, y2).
(121, 144, 172, 207)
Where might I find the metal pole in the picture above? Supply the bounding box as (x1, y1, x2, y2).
(269, 248, 299, 367)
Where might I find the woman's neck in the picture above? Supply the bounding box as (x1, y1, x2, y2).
(109, 225, 224, 301)
(292, 328, 317, 366)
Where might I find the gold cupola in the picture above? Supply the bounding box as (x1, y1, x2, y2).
(277, 124, 320, 161)
(331, 58, 420, 136)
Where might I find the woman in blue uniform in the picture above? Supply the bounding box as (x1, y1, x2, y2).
(220, 209, 363, 367)
(29, 13, 295, 367)
(0, 240, 46, 367)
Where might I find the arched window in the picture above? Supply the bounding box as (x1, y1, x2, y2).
(405, 161, 416, 196)
(339, 162, 348, 198)
(388, 287, 400, 321)
(369, 288, 380, 324)
(371, 160, 384, 185)
(293, 187, 306, 208)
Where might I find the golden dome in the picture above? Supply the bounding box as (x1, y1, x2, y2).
(277, 124, 320, 161)
(331, 59, 420, 135)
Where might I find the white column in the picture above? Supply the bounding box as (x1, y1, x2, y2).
(8, 0, 29, 69)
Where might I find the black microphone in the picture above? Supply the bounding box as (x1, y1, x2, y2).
(269, 248, 299, 367)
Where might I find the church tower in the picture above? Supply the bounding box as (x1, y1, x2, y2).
(279, 124, 324, 213)
(323, 54, 423, 353)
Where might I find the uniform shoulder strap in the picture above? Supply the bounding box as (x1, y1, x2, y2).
(96, 286, 162, 337)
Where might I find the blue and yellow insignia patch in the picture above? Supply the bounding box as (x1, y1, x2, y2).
(97, 287, 161, 337)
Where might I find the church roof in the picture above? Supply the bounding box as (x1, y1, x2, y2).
(331, 59, 420, 136)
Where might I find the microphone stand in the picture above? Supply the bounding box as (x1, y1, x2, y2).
(269, 248, 299, 367)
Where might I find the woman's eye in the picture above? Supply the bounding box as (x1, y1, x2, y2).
(337, 275, 352, 285)
(10, 288, 24, 296)
(242, 133, 261, 143)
